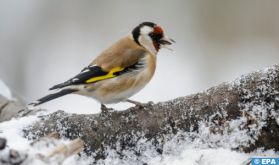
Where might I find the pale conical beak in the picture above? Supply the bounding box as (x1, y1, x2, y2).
(159, 36, 175, 45)
(159, 36, 175, 51)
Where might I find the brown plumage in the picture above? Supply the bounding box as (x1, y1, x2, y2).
(91, 35, 146, 71)
(83, 41, 157, 104)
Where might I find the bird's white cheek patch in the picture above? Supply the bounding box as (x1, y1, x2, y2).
(138, 36, 157, 55)
(140, 26, 153, 35)
(138, 26, 158, 55)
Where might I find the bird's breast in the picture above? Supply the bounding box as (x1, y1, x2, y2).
(81, 53, 157, 104)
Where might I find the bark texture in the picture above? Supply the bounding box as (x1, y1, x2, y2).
(22, 65, 279, 161)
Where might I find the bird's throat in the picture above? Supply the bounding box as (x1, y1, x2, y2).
(152, 41, 160, 51)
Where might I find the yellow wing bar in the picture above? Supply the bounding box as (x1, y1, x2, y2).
(85, 67, 124, 83)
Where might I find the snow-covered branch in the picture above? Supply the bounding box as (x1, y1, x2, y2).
(22, 65, 279, 162)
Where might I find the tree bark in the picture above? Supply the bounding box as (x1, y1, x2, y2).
(19, 65, 279, 161)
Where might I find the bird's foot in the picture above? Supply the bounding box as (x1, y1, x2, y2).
(126, 99, 144, 108)
(101, 104, 113, 113)
(126, 99, 154, 109)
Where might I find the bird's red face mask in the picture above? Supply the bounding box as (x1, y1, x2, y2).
(149, 25, 175, 51)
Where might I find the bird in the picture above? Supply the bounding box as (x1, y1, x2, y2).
(29, 22, 175, 112)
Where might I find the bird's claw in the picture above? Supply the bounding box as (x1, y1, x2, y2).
(126, 99, 155, 109)
(101, 104, 113, 114)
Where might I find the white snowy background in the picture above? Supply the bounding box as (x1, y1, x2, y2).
(0, 0, 279, 164)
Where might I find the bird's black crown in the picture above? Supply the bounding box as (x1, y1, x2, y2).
(132, 22, 156, 45)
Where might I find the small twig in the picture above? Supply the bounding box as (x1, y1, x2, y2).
(40, 138, 84, 162)
(30, 132, 60, 146)
(241, 158, 251, 165)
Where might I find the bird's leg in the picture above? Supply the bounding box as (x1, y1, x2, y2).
(101, 104, 112, 113)
(126, 99, 144, 108)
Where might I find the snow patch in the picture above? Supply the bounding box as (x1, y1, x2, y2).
(93, 132, 279, 165)
(0, 112, 92, 165)
(0, 115, 39, 150)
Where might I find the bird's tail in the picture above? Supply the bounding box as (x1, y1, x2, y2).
(29, 88, 78, 106)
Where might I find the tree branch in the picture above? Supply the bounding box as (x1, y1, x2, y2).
(20, 64, 279, 161)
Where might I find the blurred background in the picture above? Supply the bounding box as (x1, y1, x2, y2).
(0, 0, 278, 113)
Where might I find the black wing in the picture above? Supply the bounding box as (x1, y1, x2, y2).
(49, 61, 144, 90)
(49, 65, 108, 90)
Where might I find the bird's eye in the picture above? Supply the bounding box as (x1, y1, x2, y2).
(149, 33, 155, 38)
(149, 32, 162, 41)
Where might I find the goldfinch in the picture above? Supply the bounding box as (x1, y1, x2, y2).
(30, 22, 175, 111)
